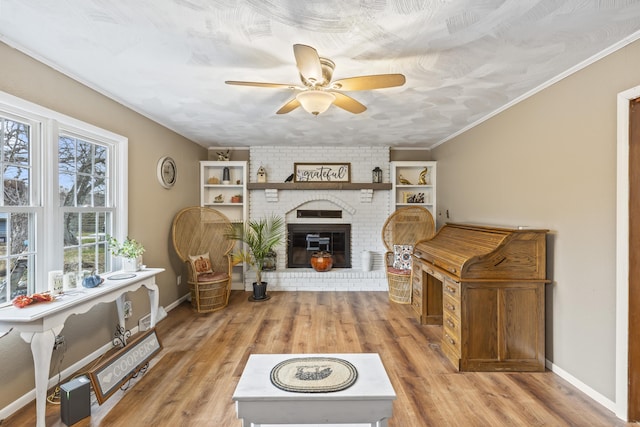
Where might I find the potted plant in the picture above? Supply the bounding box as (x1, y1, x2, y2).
(226, 214, 285, 301)
(107, 235, 145, 272)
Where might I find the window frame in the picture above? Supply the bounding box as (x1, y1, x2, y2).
(0, 90, 128, 301)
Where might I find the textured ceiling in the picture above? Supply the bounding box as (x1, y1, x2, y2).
(1, 1, 640, 149)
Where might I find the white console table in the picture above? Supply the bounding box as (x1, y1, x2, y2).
(0, 267, 164, 427)
(233, 353, 396, 427)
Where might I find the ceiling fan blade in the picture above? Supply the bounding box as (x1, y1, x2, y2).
(332, 92, 367, 114)
(293, 44, 323, 84)
(225, 80, 295, 89)
(276, 98, 301, 114)
(331, 74, 406, 91)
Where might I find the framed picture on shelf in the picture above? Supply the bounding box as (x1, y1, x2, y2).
(294, 163, 351, 183)
(402, 192, 425, 203)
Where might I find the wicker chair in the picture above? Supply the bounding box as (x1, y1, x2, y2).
(171, 207, 235, 313)
(381, 206, 436, 304)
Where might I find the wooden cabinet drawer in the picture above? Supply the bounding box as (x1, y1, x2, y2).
(444, 313, 460, 339)
(411, 282, 422, 315)
(421, 264, 444, 282)
(441, 333, 461, 370)
(443, 293, 461, 320)
(443, 327, 461, 354)
(443, 278, 460, 300)
(412, 258, 423, 276)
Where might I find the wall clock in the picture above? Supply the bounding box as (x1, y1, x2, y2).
(157, 156, 177, 189)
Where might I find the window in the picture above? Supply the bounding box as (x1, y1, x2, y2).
(0, 91, 127, 305)
(59, 133, 112, 278)
(0, 114, 36, 303)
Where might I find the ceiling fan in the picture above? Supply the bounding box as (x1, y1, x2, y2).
(225, 44, 406, 116)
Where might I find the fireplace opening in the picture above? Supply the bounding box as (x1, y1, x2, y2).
(287, 224, 351, 268)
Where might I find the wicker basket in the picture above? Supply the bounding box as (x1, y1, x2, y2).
(386, 268, 412, 304)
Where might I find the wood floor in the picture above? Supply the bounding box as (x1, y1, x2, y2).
(3, 291, 633, 426)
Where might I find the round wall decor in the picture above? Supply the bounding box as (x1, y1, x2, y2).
(157, 156, 177, 188)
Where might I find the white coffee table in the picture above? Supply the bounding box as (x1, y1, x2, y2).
(232, 353, 396, 427)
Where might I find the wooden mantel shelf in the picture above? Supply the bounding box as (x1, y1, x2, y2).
(247, 182, 392, 190)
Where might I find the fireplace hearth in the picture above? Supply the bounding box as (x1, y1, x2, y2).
(287, 223, 351, 268)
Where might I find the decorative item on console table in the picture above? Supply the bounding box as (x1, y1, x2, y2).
(107, 236, 145, 272)
(225, 215, 285, 301)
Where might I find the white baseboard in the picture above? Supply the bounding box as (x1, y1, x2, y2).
(545, 358, 617, 415)
(0, 294, 189, 421)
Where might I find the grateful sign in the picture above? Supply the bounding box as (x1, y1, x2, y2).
(294, 163, 351, 183)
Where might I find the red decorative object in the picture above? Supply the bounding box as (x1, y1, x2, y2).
(310, 251, 333, 272)
(12, 292, 54, 308)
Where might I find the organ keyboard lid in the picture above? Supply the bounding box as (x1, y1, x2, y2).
(413, 223, 548, 281)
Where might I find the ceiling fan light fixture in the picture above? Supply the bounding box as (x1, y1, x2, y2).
(296, 90, 336, 116)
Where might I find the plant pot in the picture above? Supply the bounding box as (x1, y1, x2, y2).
(310, 251, 333, 272)
(251, 281, 269, 301)
(122, 256, 142, 272)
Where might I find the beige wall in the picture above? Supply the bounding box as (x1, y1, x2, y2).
(390, 148, 432, 161)
(432, 38, 640, 400)
(0, 42, 205, 410)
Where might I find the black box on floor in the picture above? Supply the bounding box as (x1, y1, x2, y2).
(60, 375, 91, 426)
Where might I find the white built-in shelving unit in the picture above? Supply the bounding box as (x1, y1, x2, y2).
(200, 161, 247, 289)
(390, 161, 437, 217)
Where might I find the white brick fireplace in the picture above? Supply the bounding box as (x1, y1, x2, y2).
(247, 146, 391, 291)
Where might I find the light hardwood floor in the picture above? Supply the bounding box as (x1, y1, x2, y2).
(3, 291, 634, 426)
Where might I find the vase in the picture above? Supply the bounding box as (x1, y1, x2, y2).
(122, 256, 142, 272)
(361, 250, 372, 272)
(310, 251, 333, 272)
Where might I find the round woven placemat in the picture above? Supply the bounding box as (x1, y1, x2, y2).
(107, 273, 137, 280)
(270, 357, 358, 393)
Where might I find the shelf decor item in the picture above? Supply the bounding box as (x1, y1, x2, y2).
(418, 167, 430, 185)
(257, 166, 267, 183)
(372, 167, 382, 183)
(222, 167, 231, 184)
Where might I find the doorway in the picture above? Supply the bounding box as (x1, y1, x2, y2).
(616, 86, 640, 421)
(628, 97, 640, 421)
